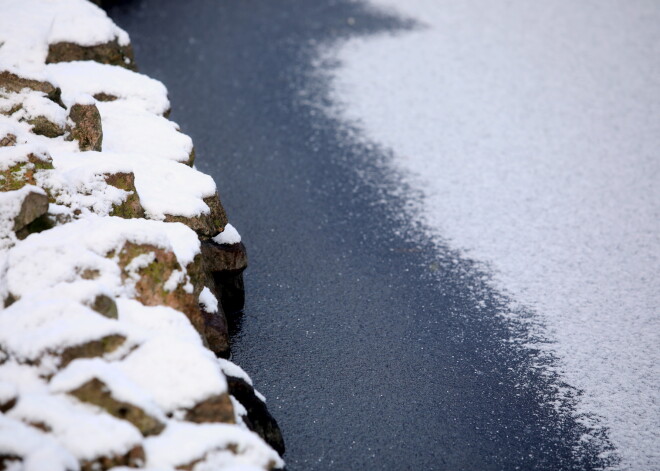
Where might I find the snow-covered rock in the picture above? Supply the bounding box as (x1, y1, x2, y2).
(0, 1, 283, 470)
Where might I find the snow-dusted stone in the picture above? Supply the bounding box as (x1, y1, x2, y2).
(0, 145, 53, 192)
(47, 39, 136, 71)
(66, 100, 103, 152)
(0, 415, 78, 471)
(51, 359, 166, 437)
(46, 61, 170, 116)
(218, 358, 284, 456)
(0, 133, 16, 147)
(143, 422, 284, 470)
(118, 337, 229, 413)
(0, 296, 127, 369)
(0, 70, 63, 107)
(164, 192, 228, 239)
(104, 172, 145, 219)
(114, 241, 205, 336)
(12, 188, 49, 237)
(0, 89, 68, 138)
(200, 233, 248, 317)
(0, 185, 49, 244)
(8, 393, 144, 470)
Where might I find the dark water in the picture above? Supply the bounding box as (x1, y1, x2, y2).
(106, 2, 605, 469)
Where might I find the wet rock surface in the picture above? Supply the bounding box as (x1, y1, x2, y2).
(228, 375, 285, 456)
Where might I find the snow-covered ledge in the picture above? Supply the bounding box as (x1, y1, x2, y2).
(0, 1, 283, 469)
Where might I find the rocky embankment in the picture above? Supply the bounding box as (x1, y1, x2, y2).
(0, 1, 284, 470)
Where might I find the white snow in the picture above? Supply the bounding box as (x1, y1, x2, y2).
(118, 337, 228, 412)
(323, 0, 660, 468)
(0, 0, 128, 73)
(116, 298, 203, 347)
(144, 421, 283, 470)
(213, 223, 241, 245)
(50, 358, 166, 423)
(0, 295, 125, 364)
(46, 61, 170, 115)
(199, 287, 219, 314)
(99, 101, 194, 165)
(8, 393, 142, 461)
(0, 89, 67, 128)
(0, 415, 78, 471)
(217, 358, 253, 387)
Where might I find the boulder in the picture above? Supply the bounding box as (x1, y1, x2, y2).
(68, 378, 165, 436)
(66, 102, 103, 151)
(114, 242, 206, 338)
(0, 70, 63, 106)
(200, 240, 247, 316)
(47, 39, 137, 71)
(201, 240, 248, 273)
(104, 172, 145, 219)
(12, 190, 48, 234)
(227, 376, 285, 456)
(183, 393, 235, 425)
(164, 193, 228, 239)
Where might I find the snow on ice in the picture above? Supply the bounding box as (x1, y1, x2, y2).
(321, 0, 660, 469)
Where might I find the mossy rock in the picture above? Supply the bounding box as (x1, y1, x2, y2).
(0, 152, 54, 192)
(58, 335, 126, 369)
(27, 115, 65, 138)
(66, 102, 103, 152)
(104, 172, 145, 219)
(114, 242, 206, 337)
(0, 70, 63, 106)
(47, 39, 137, 71)
(164, 193, 228, 239)
(184, 392, 235, 425)
(69, 377, 164, 436)
(89, 294, 118, 319)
